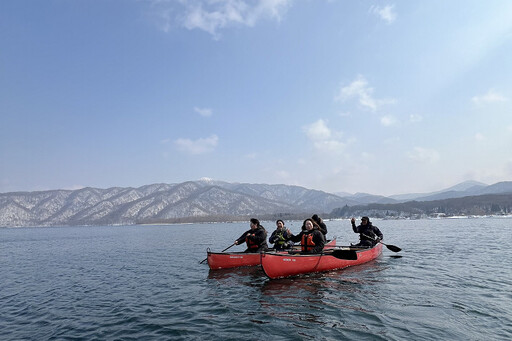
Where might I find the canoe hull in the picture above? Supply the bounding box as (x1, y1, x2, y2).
(207, 252, 261, 270)
(261, 243, 383, 279)
(207, 239, 337, 270)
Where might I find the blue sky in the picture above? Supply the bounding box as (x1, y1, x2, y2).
(1, 0, 512, 196)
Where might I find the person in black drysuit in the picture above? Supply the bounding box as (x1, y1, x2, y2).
(289, 218, 325, 253)
(312, 214, 328, 236)
(351, 216, 383, 247)
(234, 218, 268, 253)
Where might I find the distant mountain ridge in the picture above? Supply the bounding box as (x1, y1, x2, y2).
(1, 180, 511, 227)
(0, 180, 349, 227)
(331, 181, 512, 219)
(335, 180, 489, 202)
(331, 193, 512, 219)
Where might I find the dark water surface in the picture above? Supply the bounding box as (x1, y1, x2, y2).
(1, 218, 511, 340)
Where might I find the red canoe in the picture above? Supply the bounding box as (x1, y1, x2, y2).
(260, 243, 383, 279)
(207, 239, 337, 270)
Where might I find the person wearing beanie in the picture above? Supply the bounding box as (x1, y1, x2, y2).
(350, 216, 383, 247)
(311, 214, 328, 236)
(269, 220, 294, 250)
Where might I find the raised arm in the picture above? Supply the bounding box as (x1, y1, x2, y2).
(351, 217, 359, 233)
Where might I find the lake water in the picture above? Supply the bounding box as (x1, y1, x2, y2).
(1, 218, 511, 340)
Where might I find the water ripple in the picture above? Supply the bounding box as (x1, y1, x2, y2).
(1, 220, 511, 340)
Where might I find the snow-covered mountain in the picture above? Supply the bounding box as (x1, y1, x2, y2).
(0, 181, 349, 227)
(1, 180, 511, 227)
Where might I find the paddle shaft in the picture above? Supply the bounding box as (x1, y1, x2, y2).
(361, 233, 402, 253)
(199, 242, 237, 264)
(221, 242, 236, 252)
(287, 249, 358, 260)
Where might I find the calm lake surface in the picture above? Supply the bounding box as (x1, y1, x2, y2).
(1, 218, 511, 340)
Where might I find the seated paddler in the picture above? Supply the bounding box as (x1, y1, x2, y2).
(269, 220, 293, 251)
(311, 214, 328, 236)
(234, 218, 268, 253)
(289, 218, 325, 253)
(350, 216, 383, 247)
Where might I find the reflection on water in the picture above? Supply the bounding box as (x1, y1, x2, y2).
(254, 259, 386, 331)
(204, 257, 388, 333)
(207, 266, 266, 287)
(207, 266, 262, 280)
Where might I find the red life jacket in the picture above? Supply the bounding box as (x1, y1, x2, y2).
(301, 233, 315, 252)
(246, 234, 259, 249)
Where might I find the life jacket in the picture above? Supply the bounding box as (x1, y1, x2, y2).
(301, 232, 315, 252)
(246, 234, 259, 250)
(274, 230, 286, 247)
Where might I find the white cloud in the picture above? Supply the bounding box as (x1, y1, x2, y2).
(380, 115, 398, 127)
(304, 119, 331, 140)
(475, 132, 485, 141)
(409, 114, 423, 123)
(194, 107, 213, 117)
(407, 147, 440, 164)
(313, 139, 346, 153)
(335, 75, 394, 111)
(303, 119, 347, 153)
(174, 134, 218, 154)
(158, 0, 292, 39)
(369, 5, 397, 24)
(471, 89, 508, 105)
(335, 75, 377, 111)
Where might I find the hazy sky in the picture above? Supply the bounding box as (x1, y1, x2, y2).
(1, 0, 512, 196)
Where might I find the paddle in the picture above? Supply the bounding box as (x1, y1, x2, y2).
(330, 249, 358, 260)
(287, 249, 358, 260)
(199, 242, 237, 264)
(362, 233, 402, 253)
(220, 243, 237, 253)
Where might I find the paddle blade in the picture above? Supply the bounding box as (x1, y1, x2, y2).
(331, 249, 358, 260)
(385, 244, 402, 252)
